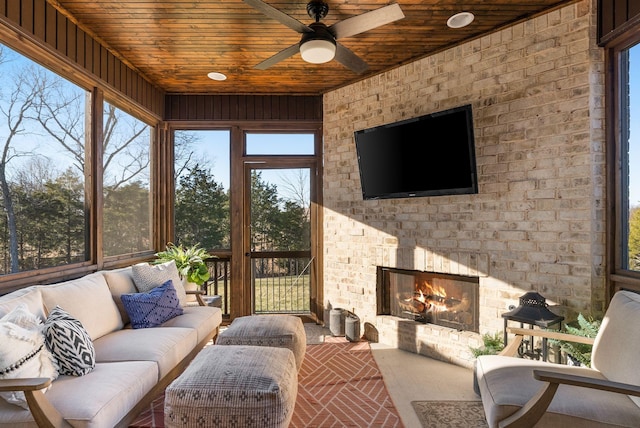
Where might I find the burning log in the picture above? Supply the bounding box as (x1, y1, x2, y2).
(398, 296, 428, 313)
(396, 291, 471, 316)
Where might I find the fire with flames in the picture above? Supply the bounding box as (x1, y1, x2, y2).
(398, 280, 470, 315)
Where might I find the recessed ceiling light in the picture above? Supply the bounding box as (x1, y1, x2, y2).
(207, 72, 227, 81)
(447, 12, 474, 29)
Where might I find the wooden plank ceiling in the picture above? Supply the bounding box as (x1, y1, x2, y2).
(52, 0, 579, 95)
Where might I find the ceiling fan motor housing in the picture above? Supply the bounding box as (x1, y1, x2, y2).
(307, 1, 329, 21)
(301, 22, 336, 45)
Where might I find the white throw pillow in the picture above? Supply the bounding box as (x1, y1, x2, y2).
(0, 304, 58, 409)
(132, 260, 187, 307)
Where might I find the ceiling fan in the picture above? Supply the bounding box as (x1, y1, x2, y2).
(244, 0, 405, 74)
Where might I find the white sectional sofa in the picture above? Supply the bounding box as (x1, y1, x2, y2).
(0, 265, 222, 428)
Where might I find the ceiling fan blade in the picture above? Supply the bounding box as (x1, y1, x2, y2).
(243, 0, 312, 34)
(329, 3, 404, 40)
(254, 44, 301, 70)
(334, 43, 369, 74)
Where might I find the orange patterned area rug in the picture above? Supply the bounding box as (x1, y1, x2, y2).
(290, 336, 403, 427)
(129, 337, 403, 427)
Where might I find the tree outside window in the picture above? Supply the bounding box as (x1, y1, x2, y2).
(623, 43, 640, 271)
(102, 103, 152, 257)
(0, 44, 88, 274)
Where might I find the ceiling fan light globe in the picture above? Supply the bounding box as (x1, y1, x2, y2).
(300, 39, 336, 64)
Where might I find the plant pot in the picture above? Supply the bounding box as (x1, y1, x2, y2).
(183, 278, 199, 304)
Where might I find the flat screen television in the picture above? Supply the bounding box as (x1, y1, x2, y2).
(354, 104, 478, 200)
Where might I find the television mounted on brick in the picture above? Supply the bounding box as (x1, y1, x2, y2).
(354, 104, 478, 200)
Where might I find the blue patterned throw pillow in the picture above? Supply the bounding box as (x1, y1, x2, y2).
(43, 306, 95, 376)
(121, 280, 183, 329)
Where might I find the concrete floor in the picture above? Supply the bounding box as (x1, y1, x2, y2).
(370, 342, 479, 428)
(304, 324, 479, 428)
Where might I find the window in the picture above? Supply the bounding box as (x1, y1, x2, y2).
(102, 102, 153, 257)
(246, 133, 315, 155)
(0, 44, 89, 274)
(622, 43, 640, 271)
(174, 130, 231, 250)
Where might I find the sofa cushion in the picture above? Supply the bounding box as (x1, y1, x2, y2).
(93, 327, 197, 380)
(132, 260, 187, 306)
(101, 267, 137, 325)
(40, 272, 123, 341)
(43, 306, 95, 376)
(160, 305, 222, 344)
(0, 360, 159, 428)
(121, 280, 183, 329)
(0, 286, 45, 321)
(0, 304, 58, 409)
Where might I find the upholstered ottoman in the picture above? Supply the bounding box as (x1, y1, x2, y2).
(216, 314, 307, 371)
(164, 345, 298, 428)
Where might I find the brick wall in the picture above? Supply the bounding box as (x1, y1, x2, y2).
(322, 0, 605, 368)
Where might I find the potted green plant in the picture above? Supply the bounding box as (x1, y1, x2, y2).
(469, 332, 505, 357)
(154, 243, 213, 286)
(549, 313, 601, 367)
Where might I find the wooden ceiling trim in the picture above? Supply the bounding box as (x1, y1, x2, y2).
(599, 0, 640, 45)
(164, 94, 322, 122)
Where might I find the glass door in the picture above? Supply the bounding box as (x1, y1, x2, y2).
(246, 166, 313, 314)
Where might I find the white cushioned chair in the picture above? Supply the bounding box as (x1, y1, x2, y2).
(475, 290, 640, 427)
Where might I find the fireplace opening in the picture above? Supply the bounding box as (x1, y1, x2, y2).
(377, 267, 479, 332)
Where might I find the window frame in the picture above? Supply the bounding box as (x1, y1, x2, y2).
(606, 24, 640, 296)
(0, 29, 161, 290)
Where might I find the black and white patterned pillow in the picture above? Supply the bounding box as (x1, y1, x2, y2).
(43, 306, 95, 376)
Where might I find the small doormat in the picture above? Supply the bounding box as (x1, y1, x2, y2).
(411, 400, 487, 428)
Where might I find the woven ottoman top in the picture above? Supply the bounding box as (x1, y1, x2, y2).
(216, 315, 306, 371)
(165, 345, 298, 428)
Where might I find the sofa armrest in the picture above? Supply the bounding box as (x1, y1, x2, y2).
(0, 378, 72, 428)
(497, 370, 640, 428)
(186, 289, 206, 306)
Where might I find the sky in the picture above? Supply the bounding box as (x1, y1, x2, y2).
(629, 44, 640, 207)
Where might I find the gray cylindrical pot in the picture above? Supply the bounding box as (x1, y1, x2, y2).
(329, 308, 346, 336)
(345, 313, 360, 342)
